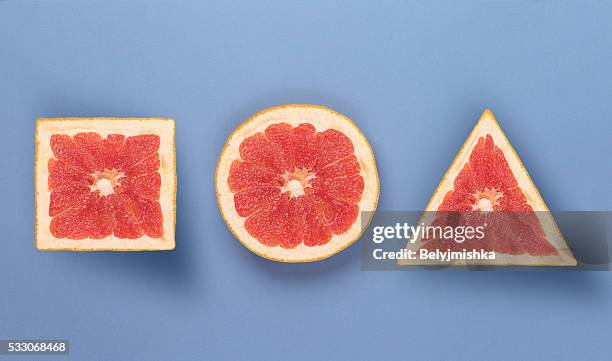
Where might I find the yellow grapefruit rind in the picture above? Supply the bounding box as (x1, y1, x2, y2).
(397, 109, 576, 267)
(216, 104, 380, 263)
(35, 117, 176, 251)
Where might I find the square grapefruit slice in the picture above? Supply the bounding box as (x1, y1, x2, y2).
(35, 118, 176, 251)
(398, 110, 576, 267)
(216, 105, 379, 262)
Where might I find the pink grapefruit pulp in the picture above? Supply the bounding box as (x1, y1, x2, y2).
(216, 105, 379, 262)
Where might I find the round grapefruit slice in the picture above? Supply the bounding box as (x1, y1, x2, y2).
(216, 105, 379, 262)
(398, 110, 576, 266)
(35, 118, 176, 251)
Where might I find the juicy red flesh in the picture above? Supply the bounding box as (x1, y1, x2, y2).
(47, 133, 163, 239)
(228, 123, 364, 249)
(422, 135, 558, 256)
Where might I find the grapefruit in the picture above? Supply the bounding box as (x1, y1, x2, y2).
(398, 110, 576, 266)
(35, 118, 176, 251)
(216, 104, 379, 262)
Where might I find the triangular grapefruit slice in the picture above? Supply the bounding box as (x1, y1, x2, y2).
(398, 110, 576, 266)
(216, 104, 379, 262)
(35, 118, 176, 251)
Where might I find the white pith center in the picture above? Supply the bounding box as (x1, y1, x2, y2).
(93, 178, 114, 196)
(280, 169, 315, 198)
(472, 188, 503, 212)
(475, 198, 493, 211)
(90, 169, 125, 196)
(285, 179, 305, 197)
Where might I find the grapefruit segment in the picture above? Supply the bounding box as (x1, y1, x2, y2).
(291, 123, 319, 170)
(35, 118, 176, 251)
(101, 134, 128, 170)
(315, 155, 361, 179)
(73, 132, 105, 171)
(122, 134, 161, 169)
(48, 159, 92, 189)
(216, 105, 379, 262)
(125, 172, 162, 200)
(227, 160, 282, 192)
(125, 154, 161, 177)
(264, 123, 295, 171)
(234, 186, 282, 217)
(313, 129, 355, 169)
(320, 196, 360, 234)
(311, 174, 365, 203)
(300, 195, 333, 247)
(48, 183, 91, 217)
(398, 110, 576, 266)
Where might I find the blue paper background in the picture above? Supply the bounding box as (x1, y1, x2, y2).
(1, 1, 611, 360)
